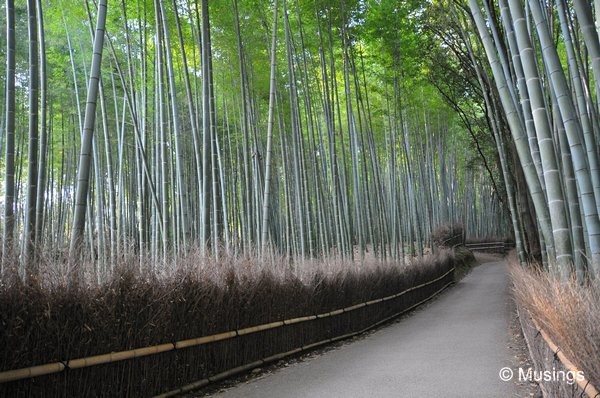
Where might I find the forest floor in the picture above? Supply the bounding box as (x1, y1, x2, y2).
(194, 254, 539, 398)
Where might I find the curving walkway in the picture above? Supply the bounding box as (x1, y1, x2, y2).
(208, 258, 519, 398)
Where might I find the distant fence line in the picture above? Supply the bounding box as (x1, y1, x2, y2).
(0, 267, 455, 387)
(465, 241, 513, 252)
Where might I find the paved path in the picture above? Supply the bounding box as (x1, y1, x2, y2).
(210, 259, 518, 398)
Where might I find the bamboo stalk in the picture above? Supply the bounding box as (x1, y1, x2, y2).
(208, 360, 264, 382)
(175, 331, 237, 349)
(261, 348, 303, 364)
(343, 303, 366, 312)
(283, 315, 317, 325)
(67, 343, 175, 369)
(0, 363, 65, 383)
(237, 321, 284, 336)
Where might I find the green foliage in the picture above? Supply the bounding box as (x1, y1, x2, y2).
(0, 0, 505, 259)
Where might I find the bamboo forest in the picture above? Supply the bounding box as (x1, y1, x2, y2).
(0, 0, 599, 397)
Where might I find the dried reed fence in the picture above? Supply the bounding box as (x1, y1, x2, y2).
(510, 260, 600, 397)
(0, 249, 472, 397)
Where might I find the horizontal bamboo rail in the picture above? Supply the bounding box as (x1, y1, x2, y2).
(464, 241, 508, 251)
(530, 318, 599, 398)
(0, 267, 455, 385)
(155, 278, 455, 397)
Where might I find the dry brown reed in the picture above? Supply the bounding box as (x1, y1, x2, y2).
(510, 258, 600, 391)
(431, 223, 464, 248)
(0, 249, 469, 396)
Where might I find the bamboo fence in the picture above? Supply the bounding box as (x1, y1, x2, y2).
(0, 267, 455, 387)
(532, 318, 599, 398)
(517, 306, 599, 398)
